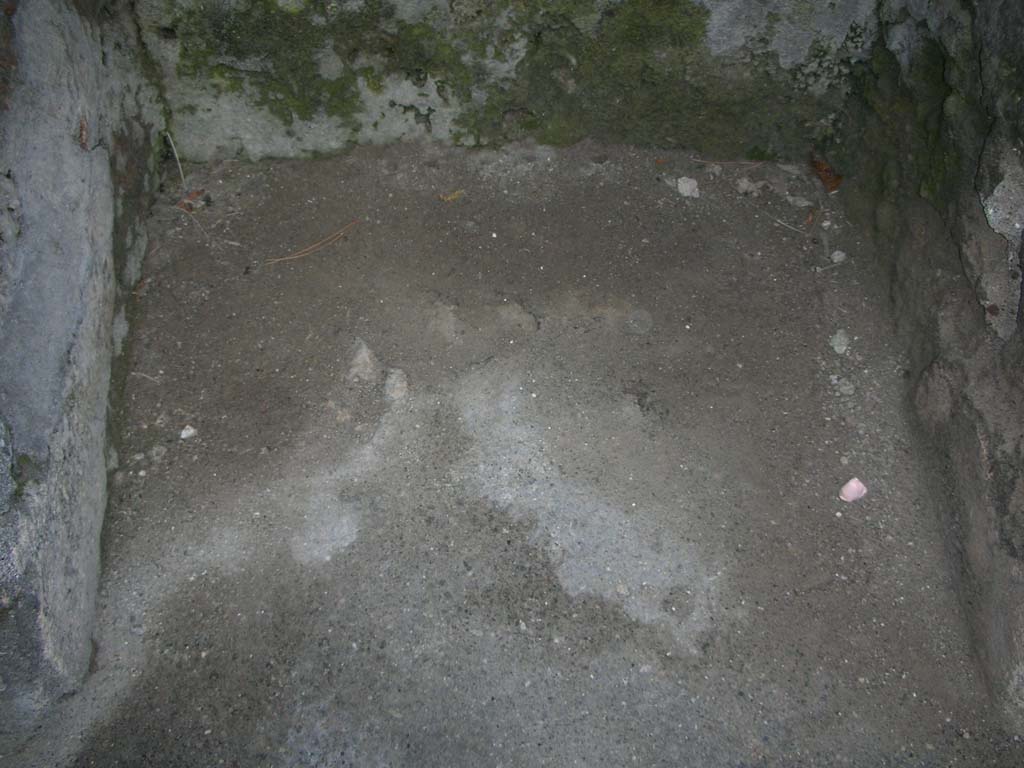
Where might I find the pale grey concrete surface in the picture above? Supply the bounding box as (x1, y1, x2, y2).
(12, 143, 1022, 766)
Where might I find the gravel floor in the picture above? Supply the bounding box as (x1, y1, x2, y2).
(18, 141, 1023, 767)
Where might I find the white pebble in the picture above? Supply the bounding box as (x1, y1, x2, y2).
(830, 329, 850, 355)
(676, 177, 700, 198)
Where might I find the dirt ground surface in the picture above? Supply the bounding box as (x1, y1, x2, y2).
(15, 142, 1024, 766)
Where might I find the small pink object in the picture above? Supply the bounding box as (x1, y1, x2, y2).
(839, 477, 868, 502)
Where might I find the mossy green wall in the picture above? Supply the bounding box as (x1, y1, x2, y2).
(152, 0, 845, 159)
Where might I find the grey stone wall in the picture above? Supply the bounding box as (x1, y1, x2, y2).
(834, 0, 1024, 731)
(0, 0, 164, 746)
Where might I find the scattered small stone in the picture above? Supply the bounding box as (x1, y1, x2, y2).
(839, 477, 868, 502)
(347, 338, 383, 383)
(384, 368, 409, 401)
(180, 425, 197, 440)
(736, 176, 758, 196)
(624, 308, 654, 335)
(706, 163, 723, 178)
(676, 176, 700, 198)
(149, 445, 168, 463)
(837, 379, 856, 396)
(830, 249, 847, 264)
(830, 329, 850, 355)
(736, 177, 769, 196)
(785, 194, 814, 208)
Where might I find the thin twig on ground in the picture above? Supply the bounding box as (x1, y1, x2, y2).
(815, 262, 844, 273)
(690, 157, 765, 168)
(264, 220, 360, 266)
(820, 227, 831, 263)
(772, 217, 805, 234)
(177, 207, 210, 240)
(165, 131, 187, 194)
